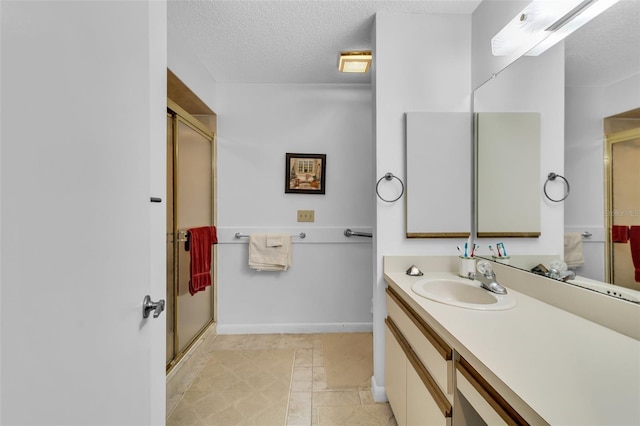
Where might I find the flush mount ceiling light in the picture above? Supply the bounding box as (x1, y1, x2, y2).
(338, 51, 372, 73)
(491, 0, 620, 57)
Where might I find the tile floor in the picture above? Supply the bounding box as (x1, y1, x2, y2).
(166, 333, 397, 426)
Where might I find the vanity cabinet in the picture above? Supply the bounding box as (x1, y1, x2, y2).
(385, 287, 453, 425)
(385, 285, 530, 426)
(455, 357, 528, 425)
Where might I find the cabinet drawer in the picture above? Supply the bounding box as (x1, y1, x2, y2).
(386, 286, 453, 395)
(455, 357, 528, 426)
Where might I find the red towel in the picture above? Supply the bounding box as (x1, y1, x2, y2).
(630, 226, 640, 282)
(188, 226, 217, 295)
(611, 225, 629, 243)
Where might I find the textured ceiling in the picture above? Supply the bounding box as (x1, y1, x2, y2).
(565, 0, 640, 87)
(167, 0, 482, 84)
(167, 0, 640, 86)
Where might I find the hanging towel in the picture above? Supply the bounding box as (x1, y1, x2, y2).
(564, 232, 584, 268)
(266, 234, 285, 247)
(629, 226, 640, 282)
(249, 233, 292, 271)
(188, 226, 218, 295)
(612, 225, 630, 243)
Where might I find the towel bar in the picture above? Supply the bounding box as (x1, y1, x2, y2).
(234, 232, 306, 239)
(344, 229, 373, 238)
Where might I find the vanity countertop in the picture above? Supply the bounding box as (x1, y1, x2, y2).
(385, 270, 640, 425)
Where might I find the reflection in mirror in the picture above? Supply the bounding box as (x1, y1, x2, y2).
(474, 0, 640, 303)
(565, 0, 640, 293)
(475, 112, 540, 237)
(477, 254, 640, 304)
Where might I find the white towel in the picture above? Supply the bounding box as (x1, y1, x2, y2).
(564, 232, 584, 268)
(266, 234, 284, 247)
(249, 233, 292, 271)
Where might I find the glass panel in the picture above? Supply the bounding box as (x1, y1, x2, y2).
(176, 119, 213, 353)
(611, 137, 640, 290)
(166, 114, 175, 365)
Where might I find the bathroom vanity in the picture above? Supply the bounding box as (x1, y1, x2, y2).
(383, 256, 640, 425)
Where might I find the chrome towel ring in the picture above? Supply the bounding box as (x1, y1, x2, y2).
(376, 172, 405, 203)
(544, 172, 570, 202)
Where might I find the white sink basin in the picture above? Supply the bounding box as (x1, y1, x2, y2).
(411, 278, 516, 310)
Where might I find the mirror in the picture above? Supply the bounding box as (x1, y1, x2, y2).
(473, 0, 640, 303)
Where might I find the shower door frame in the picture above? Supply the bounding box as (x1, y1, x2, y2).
(604, 127, 640, 285)
(166, 98, 217, 372)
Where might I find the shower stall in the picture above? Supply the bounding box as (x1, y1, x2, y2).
(166, 99, 216, 370)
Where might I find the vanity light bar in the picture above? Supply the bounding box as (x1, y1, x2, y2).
(526, 0, 620, 56)
(491, 0, 620, 57)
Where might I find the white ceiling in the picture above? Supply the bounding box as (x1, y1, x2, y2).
(564, 0, 640, 87)
(167, 0, 640, 87)
(167, 0, 482, 84)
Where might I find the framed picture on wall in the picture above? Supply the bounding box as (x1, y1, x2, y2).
(285, 153, 326, 194)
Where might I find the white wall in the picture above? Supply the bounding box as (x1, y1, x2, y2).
(215, 83, 375, 333)
(167, 16, 219, 112)
(565, 73, 640, 280)
(372, 11, 472, 400)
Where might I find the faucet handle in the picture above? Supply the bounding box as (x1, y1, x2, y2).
(476, 259, 494, 275)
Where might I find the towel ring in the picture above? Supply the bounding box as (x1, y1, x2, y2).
(544, 172, 570, 202)
(376, 172, 405, 203)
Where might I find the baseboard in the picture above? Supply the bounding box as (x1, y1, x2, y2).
(371, 375, 387, 403)
(216, 322, 373, 335)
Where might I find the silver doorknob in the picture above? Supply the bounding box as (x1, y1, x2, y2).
(142, 295, 165, 319)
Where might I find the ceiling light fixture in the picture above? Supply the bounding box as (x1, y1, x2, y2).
(338, 51, 372, 73)
(491, 0, 619, 57)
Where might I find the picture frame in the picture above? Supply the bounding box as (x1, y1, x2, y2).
(285, 153, 326, 194)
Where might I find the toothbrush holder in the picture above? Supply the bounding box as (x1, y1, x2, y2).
(458, 256, 476, 278)
(492, 255, 510, 265)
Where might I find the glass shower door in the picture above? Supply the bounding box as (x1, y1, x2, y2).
(610, 134, 640, 290)
(166, 113, 175, 364)
(175, 118, 214, 354)
(166, 106, 215, 368)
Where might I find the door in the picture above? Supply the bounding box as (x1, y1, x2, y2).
(0, 2, 165, 424)
(175, 118, 215, 352)
(609, 129, 640, 290)
(166, 104, 215, 368)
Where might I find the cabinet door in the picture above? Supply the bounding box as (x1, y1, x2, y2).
(455, 358, 528, 425)
(407, 362, 449, 426)
(386, 323, 407, 426)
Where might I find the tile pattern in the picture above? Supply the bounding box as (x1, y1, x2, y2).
(167, 333, 397, 426)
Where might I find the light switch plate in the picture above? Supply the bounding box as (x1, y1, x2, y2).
(297, 210, 315, 222)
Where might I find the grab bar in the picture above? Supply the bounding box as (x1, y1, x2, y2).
(344, 229, 372, 238)
(234, 232, 306, 239)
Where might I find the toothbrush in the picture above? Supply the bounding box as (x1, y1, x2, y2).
(495, 244, 503, 257)
(471, 244, 479, 257)
(489, 245, 497, 257)
(463, 242, 468, 258)
(498, 242, 507, 257)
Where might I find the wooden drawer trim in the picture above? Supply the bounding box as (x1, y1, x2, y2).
(386, 286, 452, 361)
(456, 357, 529, 426)
(386, 317, 453, 418)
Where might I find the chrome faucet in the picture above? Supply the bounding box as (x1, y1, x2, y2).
(476, 260, 507, 295)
